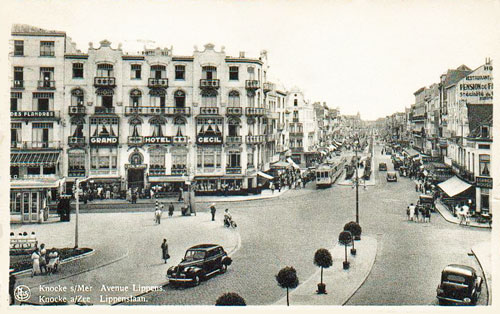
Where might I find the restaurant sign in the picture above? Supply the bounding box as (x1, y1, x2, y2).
(11, 111, 55, 118)
(197, 134, 223, 144)
(476, 176, 493, 189)
(90, 136, 118, 145)
(144, 136, 172, 144)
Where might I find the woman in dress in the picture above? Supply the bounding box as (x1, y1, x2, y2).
(39, 243, 47, 275)
(31, 249, 41, 277)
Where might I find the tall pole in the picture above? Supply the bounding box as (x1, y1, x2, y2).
(355, 144, 359, 224)
(75, 179, 79, 248)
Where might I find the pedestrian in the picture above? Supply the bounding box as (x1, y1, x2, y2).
(178, 187, 184, 201)
(132, 190, 137, 204)
(302, 177, 307, 188)
(277, 181, 281, 193)
(39, 243, 47, 275)
(425, 207, 431, 223)
(462, 203, 470, 226)
(415, 183, 419, 192)
(406, 205, 411, 221)
(31, 248, 41, 277)
(9, 269, 16, 305)
(270, 182, 275, 194)
(210, 203, 216, 221)
(161, 239, 169, 264)
(168, 202, 174, 217)
(414, 205, 419, 222)
(155, 206, 162, 224)
(409, 203, 415, 221)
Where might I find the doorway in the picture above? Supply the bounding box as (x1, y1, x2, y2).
(128, 169, 144, 190)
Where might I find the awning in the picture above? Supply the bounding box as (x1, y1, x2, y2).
(405, 148, 420, 158)
(271, 160, 291, 168)
(438, 176, 473, 197)
(257, 171, 273, 180)
(11, 152, 60, 167)
(11, 178, 62, 189)
(287, 158, 300, 170)
(149, 176, 186, 183)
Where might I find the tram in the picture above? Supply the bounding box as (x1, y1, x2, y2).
(315, 158, 347, 188)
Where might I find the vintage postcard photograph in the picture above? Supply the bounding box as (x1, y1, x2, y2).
(1, 0, 499, 312)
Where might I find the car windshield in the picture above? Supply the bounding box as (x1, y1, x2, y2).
(446, 274, 467, 284)
(184, 250, 205, 261)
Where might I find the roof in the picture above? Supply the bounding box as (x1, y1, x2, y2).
(11, 152, 60, 166)
(443, 66, 472, 88)
(188, 244, 220, 250)
(443, 264, 475, 277)
(12, 24, 66, 36)
(467, 104, 492, 138)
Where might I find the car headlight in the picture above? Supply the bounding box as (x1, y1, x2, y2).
(464, 297, 471, 304)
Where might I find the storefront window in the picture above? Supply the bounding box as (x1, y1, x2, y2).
(10, 192, 21, 214)
(197, 147, 222, 172)
(69, 150, 86, 177)
(150, 148, 166, 174)
(90, 148, 117, 170)
(480, 188, 490, 213)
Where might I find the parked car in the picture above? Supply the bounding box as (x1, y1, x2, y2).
(167, 244, 232, 286)
(378, 162, 387, 171)
(418, 194, 435, 212)
(436, 264, 482, 305)
(386, 171, 397, 182)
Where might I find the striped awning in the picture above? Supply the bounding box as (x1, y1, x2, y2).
(11, 152, 60, 166)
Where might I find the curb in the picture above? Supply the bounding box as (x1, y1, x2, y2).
(434, 201, 491, 229)
(471, 247, 491, 305)
(12, 249, 96, 276)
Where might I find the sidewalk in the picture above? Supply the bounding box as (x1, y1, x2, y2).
(434, 200, 491, 229)
(12, 212, 240, 305)
(471, 241, 491, 305)
(275, 236, 378, 305)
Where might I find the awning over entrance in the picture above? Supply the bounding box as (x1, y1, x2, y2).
(149, 176, 186, 183)
(11, 178, 62, 189)
(404, 148, 420, 158)
(438, 176, 473, 197)
(257, 171, 273, 180)
(287, 158, 300, 170)
(271, 160, 291, 168)
(11, 152, 60, 167)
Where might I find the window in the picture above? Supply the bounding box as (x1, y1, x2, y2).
(228, 91, 240, 106)
(32, 123, 53, 148)
(150, 149, 166, 170)
(202, 66, 217, 79)
(174, 90, 186, 107)
(151, 93, 166, 107)
(150, 117, 165, 136)
(11, 123, 22, 147)
(294, 99, 298, 106)
(11, 92, 21, 111)
(14, 40, 24, 56)
(90, 148, 117, 170)
(228, 118, 240, 136)
(73, 63, 84, 78)
(97, 63, 114, 77)
(13, 67, 23, 88)
(481, 126, 490, 138)
(479, 154, 490, 176)
(40, 41, 55, 56)
(131, 64, 142, 79)
(68, 151, 86, 174)
(247, 151, 254, 167)
(247, 94, 255, 107)
(175, 65, 185, 80)
(172, 151, 187, 171)
(151, 65, 166, 79)
(33, 92, 53, 111)
(227, 151, 241, 168)
(247, 67, 255, 80)
(130, 89, 142, 107)
(197, 147, 222, 172)
(40, 67, 54, 87)
(202, 91, 217, 106)
(71, 89, 84, 106)
(480, 188, 490, 213)
(229, 66, 239, 80)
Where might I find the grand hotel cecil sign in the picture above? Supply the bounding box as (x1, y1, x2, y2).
(90, 136, 118, 145)
(11, 111, 55, 118)
(144, 136, 172, 144)
(197, 134, 223, 144)
(476, 176, 493, 189)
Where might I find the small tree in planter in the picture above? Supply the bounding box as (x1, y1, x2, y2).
(314, 248, 333, 294)
(344, 221, 362, 241)
(215, 292, 246, 306)
(276, 266, 299, 306)
(338, 231, 353, 269)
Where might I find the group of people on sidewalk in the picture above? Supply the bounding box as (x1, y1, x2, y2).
(154, 200, 175, 224)
(407, 203, 432, 223)
(30, 243, 60, 277)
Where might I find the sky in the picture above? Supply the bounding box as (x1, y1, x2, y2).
(2, 0, 500, 120)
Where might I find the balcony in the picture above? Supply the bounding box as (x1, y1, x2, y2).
(68, 106, 87, 115)
(226, 166, 242, 174)
(226, 136, 243, 144)
(226, 107, 243, 116)
(148, 78, 169, 88)
(171, 166, 187, 176)
(200, 79, 220, 89)
(245, 107, 265, 117)
(149, 167, 166, 176)
(38, 80, 56, 90)
(277, 123, 285, 130)
(94, 77, 116, 87)
(266, 134, 278, 142)
(292, 118, 299, 123)
(94, 107, 115, 114)
(173, 136, 188, 144)
(12, 80, 24, 89)
(451, 160, 475, 184)
(263, 82, 274, 92)
(200, 107, 219, 115)
(245, 80, 260, 90)
(127, 136, 144, 146)
(68, 136, 86, 147)
(68, 168, 86, 177)
(11, 141, 61, 150)
(124, 106, 191, 116)
(246, 135, 265, 144)
(11, 110, 60, 120)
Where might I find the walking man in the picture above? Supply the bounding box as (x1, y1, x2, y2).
(155, 205, 162, 224)
(210, 203, 216, 221)
(161, 239, 169, 264)
(178, 187, 184, 202)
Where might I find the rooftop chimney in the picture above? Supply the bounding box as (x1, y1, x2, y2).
(239, 51, 245, 58)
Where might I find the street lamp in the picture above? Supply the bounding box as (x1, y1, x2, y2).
(73, 176, 94, 248)
(353, 137, 360, 224)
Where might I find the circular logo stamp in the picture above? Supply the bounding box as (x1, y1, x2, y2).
(14, 285, 31, 302)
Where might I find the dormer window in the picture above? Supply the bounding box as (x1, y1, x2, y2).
(481, 126, 490, 138)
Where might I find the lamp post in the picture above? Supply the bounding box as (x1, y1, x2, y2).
(353, 136, 360, 224)
(73, 176, 94, 248)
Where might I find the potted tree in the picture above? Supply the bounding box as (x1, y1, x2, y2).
(344, 221, 362, 241)
(338, 231, 352, 269)
(215, 292, 246, 306)
(276, 266, 299, 306)
(314, 248, 332, 294)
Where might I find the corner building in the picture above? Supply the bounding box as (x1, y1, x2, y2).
(61, 39, 279, 194)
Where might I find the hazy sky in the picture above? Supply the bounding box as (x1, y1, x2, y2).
(3, 0, 500, 120)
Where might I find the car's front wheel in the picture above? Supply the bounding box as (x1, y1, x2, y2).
(220, 264, 227, 274)
(193, 275, 200, 286)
